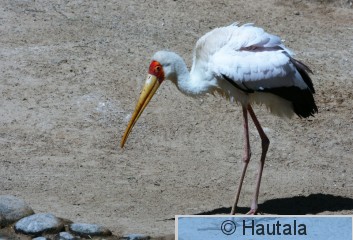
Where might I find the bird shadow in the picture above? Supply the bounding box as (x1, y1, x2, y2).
(195, 193, 353, 215)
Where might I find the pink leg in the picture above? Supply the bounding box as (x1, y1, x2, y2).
(231, 106, 251, 215)
(246, 105, 270, 214)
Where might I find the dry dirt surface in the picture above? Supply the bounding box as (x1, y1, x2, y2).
(1, 0, 353, 238)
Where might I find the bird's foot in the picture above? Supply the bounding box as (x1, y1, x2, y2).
(246, 209, 257, 215)
(230, 208, 258, 215)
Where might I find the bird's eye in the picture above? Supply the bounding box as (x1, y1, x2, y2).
(155, 66, 161, 73)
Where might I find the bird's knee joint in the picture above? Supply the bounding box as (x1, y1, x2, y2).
(262, 137, 270, 149)
(242, 152, 251, 163)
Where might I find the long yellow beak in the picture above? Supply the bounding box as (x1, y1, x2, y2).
(120, 74, 161, 147)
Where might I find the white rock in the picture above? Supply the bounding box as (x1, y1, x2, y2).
(69, 223, 112, 237)
(57, 231, 77, 240)
(0, 195, 34, 225)
(14, 213, 64, 236)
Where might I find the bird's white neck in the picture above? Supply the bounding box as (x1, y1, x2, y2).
(164, 52, 215, 96)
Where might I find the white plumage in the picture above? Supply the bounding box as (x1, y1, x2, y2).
(121, 22, 317, 214)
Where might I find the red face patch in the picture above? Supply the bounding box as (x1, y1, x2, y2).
(148, 61, 165, 82)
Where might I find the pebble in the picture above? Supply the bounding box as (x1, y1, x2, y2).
(69, 223, 112, 237)
(0, 195, 34, 225)
(122, 233, 151, 240)
(32, 237, 50, 240)
(56, 231, 78, 240)
(14, 213, 64, 236)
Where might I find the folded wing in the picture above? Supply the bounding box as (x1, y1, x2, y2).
(205, 24, 317, 117)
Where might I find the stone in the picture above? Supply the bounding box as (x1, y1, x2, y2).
(69, 223, 112, 237)
(0, 195, 34, 225)
(14, 213, 64, 236)
(55, 231, 78, 240)
(32, 237, 50, 240)
(122, 234, 151, 240)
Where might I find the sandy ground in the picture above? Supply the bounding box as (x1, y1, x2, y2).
(1, 0, 353, 237)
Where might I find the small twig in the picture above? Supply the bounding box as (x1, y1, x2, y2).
(24, 8, 45, 13)
(53, 5, 69, 19)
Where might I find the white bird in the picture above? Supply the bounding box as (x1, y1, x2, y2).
(120, 22, 317, 215)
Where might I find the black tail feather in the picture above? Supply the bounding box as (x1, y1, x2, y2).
(259, 87, 318, 118)
(290, 57, 315, 93)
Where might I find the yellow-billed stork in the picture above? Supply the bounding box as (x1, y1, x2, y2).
(120, 22, 318, 215)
